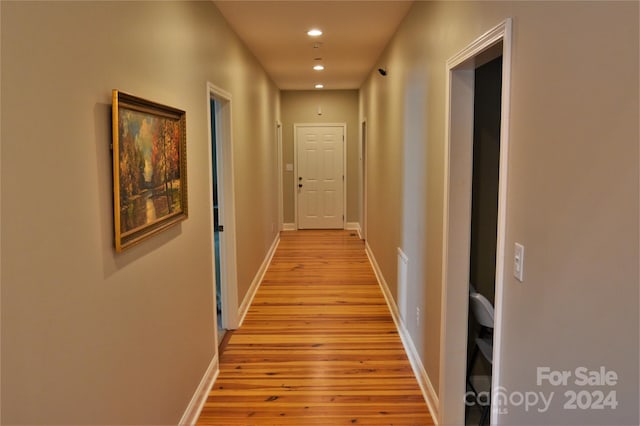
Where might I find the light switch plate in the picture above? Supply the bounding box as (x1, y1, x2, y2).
(514, 243, 524, 282)
(285, 163, 294, 172)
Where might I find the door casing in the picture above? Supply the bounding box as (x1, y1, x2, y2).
(439, 19, 512, 425)
(207, 83, 240, 339)
(276, 121, 284, 231)
(360, 119, 368, 240)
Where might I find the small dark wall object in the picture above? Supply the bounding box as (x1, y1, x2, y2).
(378, 68, 387, 76)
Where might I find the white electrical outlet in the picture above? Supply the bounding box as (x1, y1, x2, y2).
(416, 307, 420, 327)
(514, 243, 525, 282)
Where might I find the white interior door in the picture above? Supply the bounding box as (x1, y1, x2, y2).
(296, 125, 344, 229)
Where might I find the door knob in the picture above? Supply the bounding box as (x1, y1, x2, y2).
(298, 183, 303, 188)
(298, 176, 303, 180)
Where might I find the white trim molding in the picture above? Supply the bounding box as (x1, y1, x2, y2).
(237, 234, 280, 327)
(365, 243, 440, 424)
(179, 354, 219, 426)
(345, 222, 361, 239)
(207, 82, 240, 331)
(282, 223, 297, 231)
(439, 18, 512, 426)
(276, 121, 284, 232)
(360, 118, 368, 241)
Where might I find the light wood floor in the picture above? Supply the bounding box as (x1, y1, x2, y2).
(197, 230, 434, 425)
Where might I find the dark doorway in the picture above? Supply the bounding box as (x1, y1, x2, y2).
(210, 98, 225, 345)
(466, 55, 502, 425)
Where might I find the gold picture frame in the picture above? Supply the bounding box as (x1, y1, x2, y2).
(112, 90, 188, 252)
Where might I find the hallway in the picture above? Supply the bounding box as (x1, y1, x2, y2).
(197, 230, 433, 425)
(1, 1, 638, 424)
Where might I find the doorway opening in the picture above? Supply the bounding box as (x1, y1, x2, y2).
(207, 83, 239, 347)
(465, 55, 502, 426)
(293, 124, 346, 229)
(439, 19, 512, 426)
(210, 97, 224, 344)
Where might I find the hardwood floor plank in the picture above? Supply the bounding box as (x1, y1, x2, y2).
(197, 230, 433, 425)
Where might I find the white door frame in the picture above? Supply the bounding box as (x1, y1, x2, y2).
(293, 123, 347, 229)
(439, 19, 512, 425)
(360, 119, 368, 240)
(206, 82, 240, 337)
(276, 121, 283, 231)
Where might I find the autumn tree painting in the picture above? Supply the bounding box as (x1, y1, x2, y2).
(152, 119, 182, 215)
(113, 91, 187, 252)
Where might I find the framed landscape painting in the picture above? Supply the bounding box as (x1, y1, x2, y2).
(112, 90, 188, 252)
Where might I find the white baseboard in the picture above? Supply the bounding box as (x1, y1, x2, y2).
(180, 234, 280, 424)
(345, 222, 362, 239)
(399, 316, 440, 424)
(282, 223, 296, 231)
(236, 234, 280, 326)
(365, 242, 440, 424)
(179, 354, 219, 425)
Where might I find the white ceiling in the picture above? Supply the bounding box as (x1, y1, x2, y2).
(214, 1, 413, 90)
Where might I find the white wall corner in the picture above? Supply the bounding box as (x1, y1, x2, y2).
(236, 234, 280, 326)
(179, 354, 219, 426)
(345, 222, 362, 238)
(282, 223, 297, 231)
(365, 243, 440, 424)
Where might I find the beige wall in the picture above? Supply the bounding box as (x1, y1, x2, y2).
(361, 1, 638, 424)
(281, 90, 359, 224)
(0, 1, 279, 424)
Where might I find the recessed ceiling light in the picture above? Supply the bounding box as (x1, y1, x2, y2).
(313, 64, 325, 71)
(315, 84, 324, 89)
(307, 29, 323, 37)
